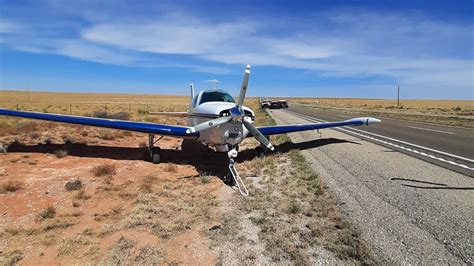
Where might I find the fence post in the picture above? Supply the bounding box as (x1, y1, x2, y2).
(17, 103, 19, 110)
(70, 104, 72, 115)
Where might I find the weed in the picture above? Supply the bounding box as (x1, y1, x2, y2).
(137, 108, 149, 115)
(109, 112, 130, 120)
(0, 180, 22, 193)
(164, 163, 178, 173)
(57, 236, 90, 256)
(4, 227, 20, 235)
(1, 250, 24, 265)
(288, 199, 301, 214)
(199, 173, 211, 184)
(54, 149, 68, 158)
(61, 135, 75, 144)
(140, 175, 157, 193)
(39, 205, 56, 219)
(98, 130, 117, 140)
(136, 244, 162, 264)
(92, 110, 108, 118)
(91, 163, 117, 177)
(82, 227, 93, 236)
(108, 237, 135, 265)
(42, 219, 75, 231)
(29, 132, 40, 139)
(80, 130, 89, 137)
(73, 188, 91, 200)
(327, 223, 371, 263)
(110, 206, 124, 217)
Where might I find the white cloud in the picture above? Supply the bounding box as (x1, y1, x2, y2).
(0, 7, 472, 96)
(0, 20, 20, 33)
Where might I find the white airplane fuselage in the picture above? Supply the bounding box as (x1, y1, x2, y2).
(185, 91, 255, 152)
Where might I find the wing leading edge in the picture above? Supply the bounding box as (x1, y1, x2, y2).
(256, 117, 381, 136)
(0, 109, 199, 138)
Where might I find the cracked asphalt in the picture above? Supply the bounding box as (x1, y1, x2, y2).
(270, 109, 474, 264)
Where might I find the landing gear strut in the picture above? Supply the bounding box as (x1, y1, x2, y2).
(148, 134, 162, 164)
(227, 146, 249, 196)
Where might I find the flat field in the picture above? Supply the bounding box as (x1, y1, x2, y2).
(0, 90, 374, 264)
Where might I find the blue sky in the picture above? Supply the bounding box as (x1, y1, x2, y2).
(0, 0, 472, 99)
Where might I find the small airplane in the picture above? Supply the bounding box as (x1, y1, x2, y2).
(0, 65, 380, 196)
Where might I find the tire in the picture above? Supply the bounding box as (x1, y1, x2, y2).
(152, 153, 161, 164)
(151, 147, 161, 164)
(223, 172, 236, 186)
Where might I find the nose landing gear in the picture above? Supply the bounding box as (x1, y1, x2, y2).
(227, 146, 249, 196)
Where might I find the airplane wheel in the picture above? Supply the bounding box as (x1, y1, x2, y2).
(152, 153, 161, 164)
(151, 147, 161, 164)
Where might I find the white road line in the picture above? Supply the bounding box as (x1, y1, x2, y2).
(292, 111, 473, 163)
(406, 125, 455, 135)
(286, 110, 474, 171)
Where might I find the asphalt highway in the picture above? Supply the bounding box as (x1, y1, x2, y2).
(286, 105, 474, 177)
(269, 109, 474, 264)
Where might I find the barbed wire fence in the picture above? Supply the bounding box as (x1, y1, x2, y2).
(0, 101, 188, 116)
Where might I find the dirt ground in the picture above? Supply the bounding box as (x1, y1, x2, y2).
(0, 119, 228, 265)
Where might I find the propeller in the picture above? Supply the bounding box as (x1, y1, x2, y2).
(186, 115, 232, 134)
(186, 64, 275, 151)
(243, 120, 274, 150)
(237, 65, 251, 109)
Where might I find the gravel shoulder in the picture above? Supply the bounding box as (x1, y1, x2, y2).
(269, 109, 474, 264)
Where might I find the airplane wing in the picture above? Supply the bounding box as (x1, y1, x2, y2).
(0, 109, 199, 138)
(256, 117, 380, 135)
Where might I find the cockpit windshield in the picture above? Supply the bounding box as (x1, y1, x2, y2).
(199, 90, 235, 104)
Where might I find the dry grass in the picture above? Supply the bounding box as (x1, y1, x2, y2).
(91, 164, 117, 177)
(291, 97, 473, 110)
(139, 175, 157, 193)
(54, 149, 68, 158)
(0, 249, 24, 266)
(107, 237, 136, 265)
(39, 205, 56, 220)
(0, 90, 189, 120)
(164, 164, 178, 173)
(288, 97, 474, 127)
(0, 180, 22, 194)
(73, 188, 91, 200)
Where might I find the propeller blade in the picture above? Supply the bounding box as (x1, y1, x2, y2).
(243, 120, 274, 151)
(186, 116, 232, 134)
(237, 65, 251, 109)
